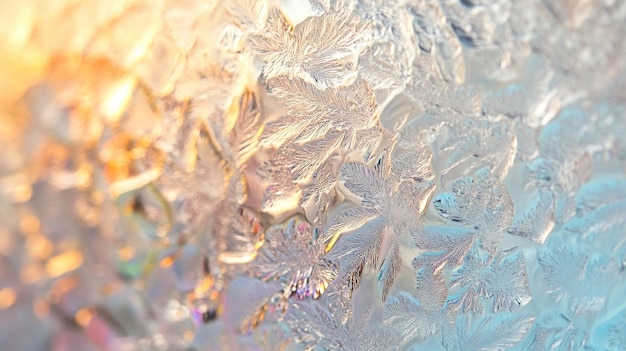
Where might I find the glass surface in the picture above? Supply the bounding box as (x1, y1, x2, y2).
(0, 0, 625, 350)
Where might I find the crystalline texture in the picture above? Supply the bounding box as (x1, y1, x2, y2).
(433, 168, 514, 251)
(326, 152, 434, 301)
(251, 216, 336, 300)
(2, 0, 626, 350)
(251, 5, 370, 90)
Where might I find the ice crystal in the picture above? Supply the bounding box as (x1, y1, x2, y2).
(442, 313, 535, 351)
(326, 152, 434, 301)
(383, 291, 450, 342)
(224, 0, 268, 32)
(287, 300, 400, 351)
(549, 327, 588, 351)
(507, 190, 555, 245)
(607, 308, 626, 350)
(538, 247, 615, 315)
(251, 5, 370, 90)
(433, 168, 514, 251)
(251, 216, 336, 300)
(517, 311, 596, 351)
(261, 77, 377, 146)
(257, 75, 379, 212)
(411, 225, 474, 311)
(481, 250, 532, 313)
(355, 0, 415, 91)
(261, 130, 344, 185)
(565, 179, 626, 256)
(407, 1, 464, 90)
(2, 0, 626, 350)
(448, 248, 531, 315)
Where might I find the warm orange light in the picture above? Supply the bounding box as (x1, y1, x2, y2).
(160, 256, 174, 268)
(118, 246, 135, 261)
(21, 263, 44, 284)
(75, 308, 93, 327)
(109, 167, 162, 197)
(33, 299, 49, 319)
(12, 183, 33, 203)
(19, 212, 40, 235)
(193, 276, 214, 297)
(0, 287, 17, 309)
(99, 76, 136, 123)
(45, 249, 83, 278)
(25, 234, 53, 260)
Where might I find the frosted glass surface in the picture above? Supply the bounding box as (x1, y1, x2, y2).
(0, 0, 625, 350)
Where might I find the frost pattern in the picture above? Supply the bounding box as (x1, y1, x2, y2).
(287, 301, 400, 351)
(5, 0, 626, 351)
(261, 77, 377, 146)
(411, 225, 474, 313)
(607, 308, 626, 350)
(442, 313, 535, 351)
(433, 168, 514, 251)
(251, 5, 370, 90)
(538, 247, 614, 315)
(326, 152, 434, 301)
(257, 76, 380, 216)
(481, 251, 532, 313)
(384, 291, 451, 343)
(251, 216, 336, 300)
